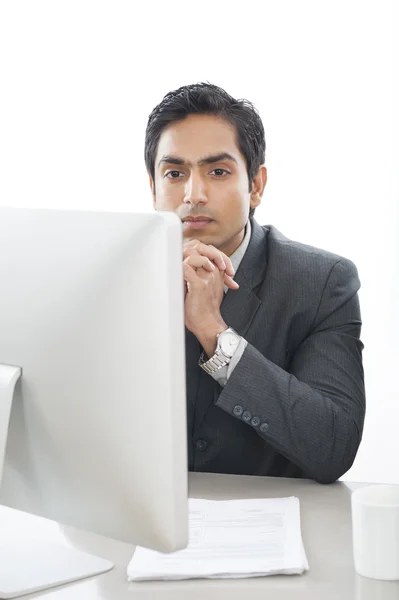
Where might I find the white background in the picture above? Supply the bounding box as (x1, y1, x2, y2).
(1, 1, 397, 483)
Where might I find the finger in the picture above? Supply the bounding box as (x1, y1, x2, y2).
(199, 243, 233, 274)
(194, 268, 239, 291)
(212, 252, 234, 276)
(221, 258, 235, 277)
(184, 255, 216, 272)
(183, 263, 198, 284)
(224, 273, 240, 290)
(184, 242, 234, 276)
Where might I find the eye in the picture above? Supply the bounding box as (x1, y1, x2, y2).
(210, 168, 229, 177)
(165, 170, 184, 179)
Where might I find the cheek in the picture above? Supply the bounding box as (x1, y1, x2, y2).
(225, 190, 250, 217)
(154, 180, 180, 209)
(225, 174, 250, 204)
(160, 197, 181, 211)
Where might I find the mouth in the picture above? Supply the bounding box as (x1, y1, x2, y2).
(182, 217, 214, 230)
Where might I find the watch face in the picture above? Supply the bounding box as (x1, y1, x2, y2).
(220, 331, 240, 357)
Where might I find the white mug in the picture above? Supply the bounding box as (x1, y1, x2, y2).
(351, 484, 399, 580)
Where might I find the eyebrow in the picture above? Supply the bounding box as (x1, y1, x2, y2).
(158, 153, 238, 168)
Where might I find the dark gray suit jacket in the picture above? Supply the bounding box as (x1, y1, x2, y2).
(185, 219, 365, 484)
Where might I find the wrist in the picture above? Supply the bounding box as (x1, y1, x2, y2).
(194, 319, 228, 358)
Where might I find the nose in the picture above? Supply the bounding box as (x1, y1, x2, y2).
(183, 173, 208, 206)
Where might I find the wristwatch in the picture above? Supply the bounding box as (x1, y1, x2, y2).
(198, 327, 242, 375)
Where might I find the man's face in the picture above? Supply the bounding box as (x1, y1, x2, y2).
(150, 114, 265, 256)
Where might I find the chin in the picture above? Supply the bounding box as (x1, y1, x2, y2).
(184, 229, 209, 239)
(187, 231, 220, 247)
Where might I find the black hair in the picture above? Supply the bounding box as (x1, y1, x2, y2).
(144, 82, 266, 218)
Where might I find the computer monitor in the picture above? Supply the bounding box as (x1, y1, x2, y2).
(0, 208, 188, 597)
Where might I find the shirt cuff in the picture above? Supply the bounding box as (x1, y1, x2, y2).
(209, 337, 248, 387)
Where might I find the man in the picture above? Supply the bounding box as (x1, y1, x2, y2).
(144, 82, 365, 484)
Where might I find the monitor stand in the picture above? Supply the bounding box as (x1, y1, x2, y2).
(0, 543, 113, 598)
(0, 365, 113, 598)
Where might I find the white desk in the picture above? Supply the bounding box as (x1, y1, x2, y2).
(1, 472, 398, 599)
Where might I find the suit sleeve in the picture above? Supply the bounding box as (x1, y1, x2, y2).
(214, 258, 365, 484)
(208, 337, 248, 387)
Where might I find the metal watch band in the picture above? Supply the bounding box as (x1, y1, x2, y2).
(198, 349, 230, 375)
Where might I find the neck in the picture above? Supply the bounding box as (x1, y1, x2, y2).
(219, 227, 246, 257)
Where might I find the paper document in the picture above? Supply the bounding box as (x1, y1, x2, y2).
(127, 497, 309, 581)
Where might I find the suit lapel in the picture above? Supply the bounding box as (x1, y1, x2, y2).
(221, 219, 268, 336)
(220, 275, 261, 337)
(191, 220, 269, 435)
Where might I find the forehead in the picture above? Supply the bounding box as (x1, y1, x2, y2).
(155, 114, 244, 165)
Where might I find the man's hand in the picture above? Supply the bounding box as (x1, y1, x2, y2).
(183, 264, 228, 357)
(183, 240, 239, 299)
(182, 240, 240, 356)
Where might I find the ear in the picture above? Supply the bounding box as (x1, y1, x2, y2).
(250, 166, 267, 210)
(149, 175, 156, 208)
